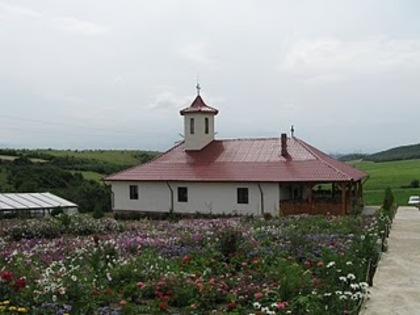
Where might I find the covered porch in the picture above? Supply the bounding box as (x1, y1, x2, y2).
(280, 180, 365, 216)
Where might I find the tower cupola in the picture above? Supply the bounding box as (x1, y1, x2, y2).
(180, 86, 218, 151)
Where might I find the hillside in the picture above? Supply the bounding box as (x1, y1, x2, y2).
(338, 143, 420, 162)
(365, 143, 420, 162)
(0, 149, 160, 212)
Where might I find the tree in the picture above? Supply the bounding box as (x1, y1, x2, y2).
(383, 187, 395, 211)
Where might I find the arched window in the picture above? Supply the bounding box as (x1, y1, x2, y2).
(190, 118, 195, 134)
(205, 117, 209, 134)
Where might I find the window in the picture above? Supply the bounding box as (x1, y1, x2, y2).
(129, 185, 139, 200)
(205, 117, 209, 134)
(177, 187, 188, 202)
(190, 118, 195, 134)
(237, 187, 249, 204)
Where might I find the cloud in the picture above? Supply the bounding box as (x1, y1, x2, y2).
(281, 37, 420, 78)
(147, 90, 191, 111)
(52, 16, 109, 36)
(178, 42, 218, 66)
(0, 3, 42, 19)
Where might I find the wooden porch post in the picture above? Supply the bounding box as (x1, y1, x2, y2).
(341, 182, 347, 215)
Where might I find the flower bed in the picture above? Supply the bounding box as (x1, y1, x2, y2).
(0, 213, 384, 314)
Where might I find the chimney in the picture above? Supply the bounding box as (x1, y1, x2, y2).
(281, 133, 288, 157)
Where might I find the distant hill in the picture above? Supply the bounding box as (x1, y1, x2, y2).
(336, 153, 368, 162)
(337, 143, 420, 162)
(365, 143, 420, 162)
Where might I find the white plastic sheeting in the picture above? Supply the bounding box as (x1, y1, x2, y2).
(0, 192, 78, 211)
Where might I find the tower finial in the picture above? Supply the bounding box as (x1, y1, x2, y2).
(196, 75, 201, 96)
(290, 125, 295, 137)
(196, 82, 201, 96)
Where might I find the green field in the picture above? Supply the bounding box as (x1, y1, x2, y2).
(34, 149, 159, 166)
(0, 155, 46, 163)
(72, 170, 104, 182)
(353, 159, 420, 206)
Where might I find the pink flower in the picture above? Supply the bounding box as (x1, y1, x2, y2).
(254, 292, 263, 299)
(136, 281, 145, 288)
(119, 299, 127, 306)
(277, 301, 288, 309)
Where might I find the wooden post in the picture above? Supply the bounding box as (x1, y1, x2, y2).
(341, 183, 347, 215)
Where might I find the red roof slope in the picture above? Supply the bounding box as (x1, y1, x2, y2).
(105, 137, 367, 183)
(180, 95, 219, 115)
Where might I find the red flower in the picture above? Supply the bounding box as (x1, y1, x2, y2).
(228, 301, 237, 310)
(312, 278, 323, 287)
(254, 292, 263, 299)
(91, 288, 100, 296)
(14, 277, 26, 289)
(182, 255, 192, 264)
(159, 301, 168, 310)
(1, 270, 13, 282)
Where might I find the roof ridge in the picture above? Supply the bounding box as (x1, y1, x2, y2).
(216, 137, 280, 142)
(294, 137, 351, 180)
(104, 141, 184, 180)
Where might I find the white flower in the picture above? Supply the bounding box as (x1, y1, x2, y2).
(327, 261, 336, 268)
(71, 275, 77, 282)
(339, 295, 348, 300)
(350, 283, 360, 290)
(335, 290, 343, 295)
(253, 302, 261, 310)
(324, 292, 332, 297)
(261, 307, 271, 314)
(339, 276, 347, 282)
(359, 282, 369, 290)
(347, 273, 356, 280)
(346, 261, 353, 266)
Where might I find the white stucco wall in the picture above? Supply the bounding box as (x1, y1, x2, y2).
(183, 113, 215, 151)
(110, 181, 280, 216)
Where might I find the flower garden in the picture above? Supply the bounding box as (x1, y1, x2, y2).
(0, 209, 393, 315)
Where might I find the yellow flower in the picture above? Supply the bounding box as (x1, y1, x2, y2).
(1, 301, 10, 305)
(17, 307, 28, 313)
(8, 306, 17, 311)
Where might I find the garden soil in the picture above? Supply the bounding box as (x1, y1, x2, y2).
(361, 206, 420, 315)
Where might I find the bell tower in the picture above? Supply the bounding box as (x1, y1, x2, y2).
(179, 85, 219, 151)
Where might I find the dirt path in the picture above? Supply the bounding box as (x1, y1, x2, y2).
(361, 206, 420, 315)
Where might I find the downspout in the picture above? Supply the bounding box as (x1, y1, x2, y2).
(166, 182, 174, 214)
(257, 183, 264, 215)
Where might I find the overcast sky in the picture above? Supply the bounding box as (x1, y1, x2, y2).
(1, 0, 420, 154)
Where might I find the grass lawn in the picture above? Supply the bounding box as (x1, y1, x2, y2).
(353, 159, 420, 206)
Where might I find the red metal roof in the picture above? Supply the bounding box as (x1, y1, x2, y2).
(105, 137, 367, 183)
(180, 95, 219, 115)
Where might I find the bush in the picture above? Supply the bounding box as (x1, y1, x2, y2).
(92, 206, 105, 219)
(382, 186, 395, 210)
(410, 179, 419, 188)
